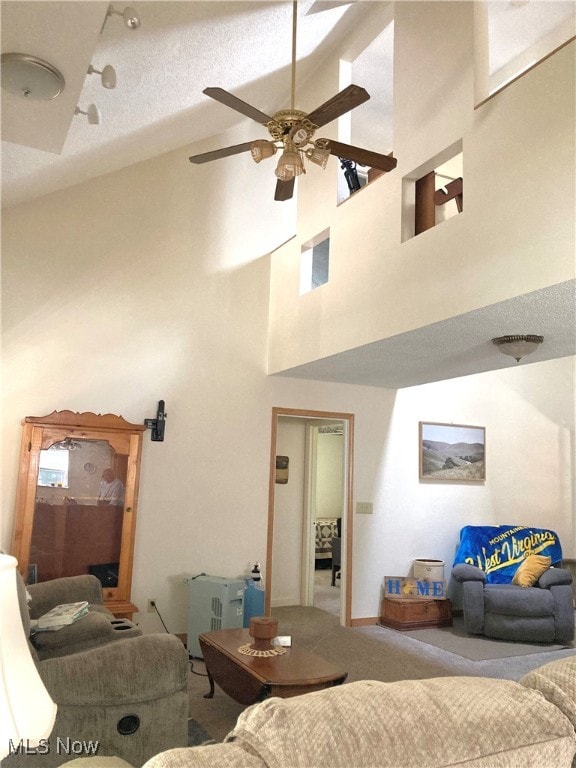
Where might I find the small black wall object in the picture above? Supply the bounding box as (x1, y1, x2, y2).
(144, 400, 167, 441)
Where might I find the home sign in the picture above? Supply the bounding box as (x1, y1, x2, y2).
(384, 576, 446, 599)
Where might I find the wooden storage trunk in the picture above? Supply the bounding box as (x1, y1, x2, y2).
(379, 597, 452, 631)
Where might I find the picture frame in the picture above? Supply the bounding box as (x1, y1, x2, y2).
(275, 455, 289, 484)
(419, 422, 486, 482)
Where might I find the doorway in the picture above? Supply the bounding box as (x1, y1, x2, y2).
(306, 422, 345, 616)
(265, 407, 354, 627)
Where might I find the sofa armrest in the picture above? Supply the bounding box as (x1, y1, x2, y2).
(452, 563, 486, 583)
(39, 634, 189, 704)
(539, 567, 573, 589)
(28, 575, 105, 618)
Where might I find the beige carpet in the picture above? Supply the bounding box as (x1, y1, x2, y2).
(397, 614, 575, 660)
(187, 605, 576, 742)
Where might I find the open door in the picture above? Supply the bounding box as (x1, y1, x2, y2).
(265, 407, 354, 627)
(302, 422, 345, 614)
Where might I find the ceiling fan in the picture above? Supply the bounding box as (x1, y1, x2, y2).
(189, 0, 397, 201)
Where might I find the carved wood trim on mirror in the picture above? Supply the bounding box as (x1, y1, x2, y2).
(11, 410, 146, 619)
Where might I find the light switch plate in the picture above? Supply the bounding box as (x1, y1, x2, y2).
(356, 501, 373, 514)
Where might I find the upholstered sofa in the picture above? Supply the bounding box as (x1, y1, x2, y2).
(143, 656, 576, 768)
(1, 571, 190, 768)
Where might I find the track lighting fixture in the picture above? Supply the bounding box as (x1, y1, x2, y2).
(74, 104, 101, 125)
(87, 64, 117, 89)
(103, 4, 141, 31)
(491, 335, 544, 362)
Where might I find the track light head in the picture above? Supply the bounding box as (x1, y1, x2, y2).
(87, 64, 117, 89)
(106, 4, 141, 30)
(75, 104, 101, 125)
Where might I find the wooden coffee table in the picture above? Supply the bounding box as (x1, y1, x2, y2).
(198, 628, 347, 705)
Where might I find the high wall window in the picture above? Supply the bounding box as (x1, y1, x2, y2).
(300, 231, 330, 294)
(337, 16, 394, 203)
(475, 1, 575, 105)
(401, 142, 463, 242)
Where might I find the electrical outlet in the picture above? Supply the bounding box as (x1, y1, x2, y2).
(147, 598, 156, 613)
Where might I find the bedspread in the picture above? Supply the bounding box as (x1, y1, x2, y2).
(315, 518, 339, 559)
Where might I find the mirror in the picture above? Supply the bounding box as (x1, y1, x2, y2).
(11, 411, 146, 618)
(32, 439, 126, 586)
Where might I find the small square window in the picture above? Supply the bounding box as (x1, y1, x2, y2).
(300, 234, 330, 294)
(402, 144, 463, 242)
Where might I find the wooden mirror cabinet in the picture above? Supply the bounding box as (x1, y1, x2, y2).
(11, 410, 146, 618)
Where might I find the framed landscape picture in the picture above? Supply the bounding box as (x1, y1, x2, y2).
(419, 422, 486, 482)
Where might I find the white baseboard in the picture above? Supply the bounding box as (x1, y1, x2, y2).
(270, 597, 301, 608)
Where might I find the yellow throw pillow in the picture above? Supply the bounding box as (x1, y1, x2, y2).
(512, 554, 552, 587)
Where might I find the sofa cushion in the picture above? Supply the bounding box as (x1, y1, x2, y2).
(227, 678, 576, 768)
(512, 555, 551, 587)
(520, 657, 576, 730)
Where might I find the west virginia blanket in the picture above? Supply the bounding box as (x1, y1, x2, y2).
(453, 524, 563, 583)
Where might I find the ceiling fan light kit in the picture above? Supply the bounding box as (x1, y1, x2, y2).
(188, 1, 398, 201)
(0, 53, 65, 100)
(275, 144, 305, 181)
(250, 140, 277, 163)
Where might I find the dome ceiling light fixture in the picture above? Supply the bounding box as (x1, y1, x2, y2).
(491, 334, 544, 362)
(0, 53, 65, 100)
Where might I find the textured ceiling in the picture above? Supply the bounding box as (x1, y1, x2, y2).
(1, 0, 377, 208)
(273, 281, 576, 389)
(2, 1, 574, 210)
(1, 2, 574, 390)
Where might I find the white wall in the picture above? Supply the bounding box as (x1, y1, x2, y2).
(316, 432, 343, 518)
(272, 418, 307, 607)
(2, 4, 574, 629)
(2, 155, 573, 625)
(351, 356, 575, 618)
(268, 4, 575, 372)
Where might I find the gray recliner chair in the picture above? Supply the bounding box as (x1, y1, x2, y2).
(452, 563, 574, 643)
(1, 570, 190, 768)
(26, 574, 142, 660)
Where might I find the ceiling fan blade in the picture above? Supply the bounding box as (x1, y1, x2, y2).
(203, 87, 274, 125)
(306, 84, 370, 128)
(320, 139, 398, 172)
(274, 178, 295, 201)
(189, 141, 254, 164)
